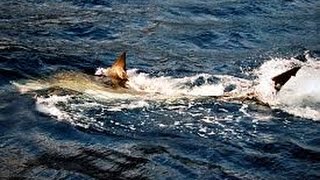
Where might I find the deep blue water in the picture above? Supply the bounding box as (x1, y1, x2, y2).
(1, 0, 320, 179)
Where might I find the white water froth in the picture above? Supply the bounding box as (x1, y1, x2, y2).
(253, 57, 304, 104)
(253, 57, 320, 120)
(276, 62, 320, 120)
(36, 95, 72, 121)
(17, 55, 320, 123)
(127, 70, 225, 97)
(107, 100, 150, 111)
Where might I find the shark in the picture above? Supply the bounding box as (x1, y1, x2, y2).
(219, 64, 302, 106)
(92, 52, 304, 106)
(14, 52, 136, 97)
(14, 51, 308, 106)
(94, 52, 129, 88)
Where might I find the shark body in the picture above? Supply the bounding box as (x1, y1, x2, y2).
(15, 52, 310, 106)
(95, 52, 303, 97)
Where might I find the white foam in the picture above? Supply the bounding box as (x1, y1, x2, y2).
(275, 62, 320, 120)
(253, 58, 304, 105)
(281, 106, 320, 121)
(253, 56, 320, 120)
(12, 81, 51, 94)
(127, 69, 225, 97)
(36, 95, 71, 120)
(107, 100, 150, 111)
(278, 70, 320, 105)
(14, 54, 320, 122)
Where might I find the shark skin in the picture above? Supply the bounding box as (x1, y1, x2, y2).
(14, 52, 309, 106)
(14, 52, 140, 97)
(272, 66, 301, 92)
(95, 52, 129, 88)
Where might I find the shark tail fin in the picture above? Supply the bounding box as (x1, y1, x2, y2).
(271, 66, 301, 92)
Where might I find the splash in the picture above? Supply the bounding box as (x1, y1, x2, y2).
(275, 61, 320, 120)
(252, 57, 304, 105)
(36, 95, 72, 121)
(12, 54, 320, 127)
(253, 56, 320, 120)
(127, 69, 226, 97)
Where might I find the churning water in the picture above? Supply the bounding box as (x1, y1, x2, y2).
(1, 0, 320, 179)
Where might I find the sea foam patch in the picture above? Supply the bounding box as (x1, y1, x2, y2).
(127, 69, 226, 97)
(13, 54, 320, 126)
(36, 95, 72, 121)
(253, 56, 320, 120)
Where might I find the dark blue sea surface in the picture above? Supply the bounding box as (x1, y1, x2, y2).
(1, 0, 320, 179)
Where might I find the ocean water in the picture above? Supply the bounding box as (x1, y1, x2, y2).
(1, 0, 320, 179)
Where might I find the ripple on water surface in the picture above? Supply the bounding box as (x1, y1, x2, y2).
(1, 0, 320, 179)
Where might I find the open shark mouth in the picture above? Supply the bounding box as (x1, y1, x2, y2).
(13, 55, 320, 136)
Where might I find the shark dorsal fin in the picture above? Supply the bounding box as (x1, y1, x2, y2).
(111, 52, 126, 71)
(106, 52, 128, 88)
(272, 66, 301, 92)
(95, 52, 128, 88)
